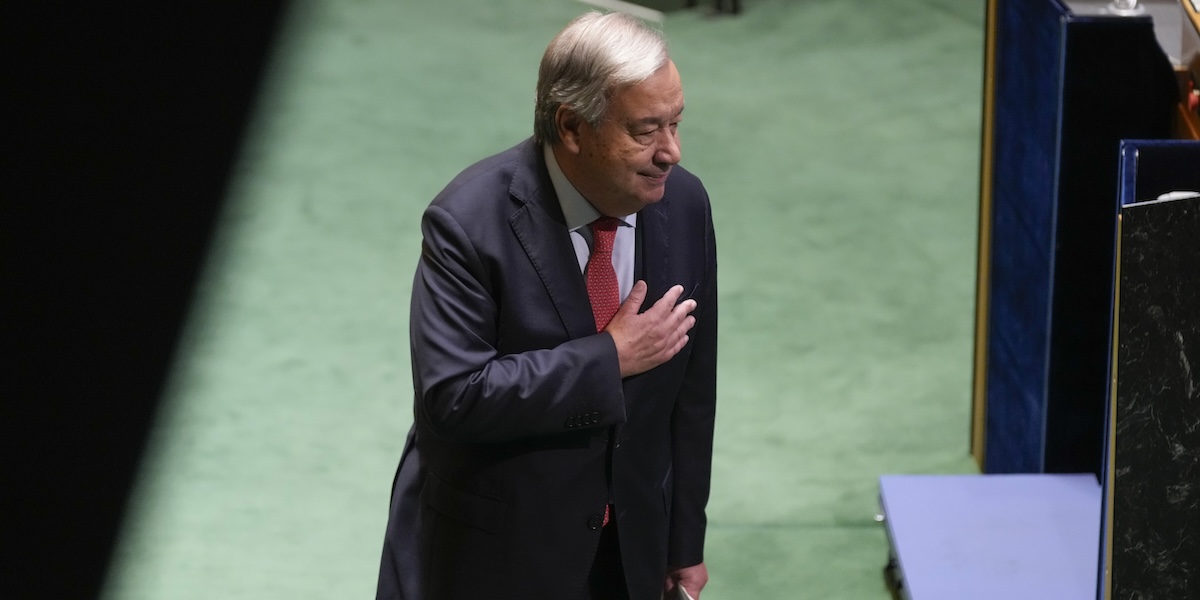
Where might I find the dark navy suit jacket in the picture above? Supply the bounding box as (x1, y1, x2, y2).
(376, 138, 718, 600)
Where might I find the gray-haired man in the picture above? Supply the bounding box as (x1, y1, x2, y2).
(376, 12, 717, 600)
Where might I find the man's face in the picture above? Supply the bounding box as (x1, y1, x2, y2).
(566, 60, 684, 217)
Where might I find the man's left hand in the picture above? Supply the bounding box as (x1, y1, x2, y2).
(664, 562, 707, 599)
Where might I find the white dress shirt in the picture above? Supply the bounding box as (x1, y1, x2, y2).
(543, 144, 636, 303)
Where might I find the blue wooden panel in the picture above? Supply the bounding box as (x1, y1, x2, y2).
(982, 1, 1176, 476)
(983, 0, 1069, 473)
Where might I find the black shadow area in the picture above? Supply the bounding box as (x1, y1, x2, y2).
(2, 3, 289, 598)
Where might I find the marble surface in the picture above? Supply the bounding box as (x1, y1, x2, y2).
(1111, 194, 1200, 598)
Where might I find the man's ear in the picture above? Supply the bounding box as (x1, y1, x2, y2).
(555, 106, 584, 154)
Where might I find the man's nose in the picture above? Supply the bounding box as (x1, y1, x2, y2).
(654, 130, 681, 166)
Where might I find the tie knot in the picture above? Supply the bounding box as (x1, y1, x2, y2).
(590, 217, 620, 253)
(591, 216, 621, 233)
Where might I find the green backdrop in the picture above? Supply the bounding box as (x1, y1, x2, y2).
(103, 1, 984, 598)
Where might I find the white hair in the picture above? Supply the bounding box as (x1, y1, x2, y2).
(533, 11, 669, 145)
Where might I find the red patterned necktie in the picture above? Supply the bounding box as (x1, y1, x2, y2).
(586, 217, 621, 333)
(586, 217, 620, 527)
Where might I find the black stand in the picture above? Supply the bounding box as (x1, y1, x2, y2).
(686, 0, 741, 15)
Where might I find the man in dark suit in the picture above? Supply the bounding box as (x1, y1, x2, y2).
(376, 11, 717, 600)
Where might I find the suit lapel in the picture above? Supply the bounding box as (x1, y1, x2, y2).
(505, 139, 679, 340)
(507, 141, 596, 340)
(637, 198, 673, 305)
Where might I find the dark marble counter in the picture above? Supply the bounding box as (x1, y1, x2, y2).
(1111, 193, 1200, 598)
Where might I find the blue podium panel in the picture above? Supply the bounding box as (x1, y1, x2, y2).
(979, 0, 1177, 476)
(880, 474, 1101, 600)
(983, 0, 1069, 476)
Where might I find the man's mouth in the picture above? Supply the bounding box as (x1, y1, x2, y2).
(641, 169, 670, 182)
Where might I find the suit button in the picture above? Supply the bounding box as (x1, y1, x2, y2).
(587, 515, 603, 530)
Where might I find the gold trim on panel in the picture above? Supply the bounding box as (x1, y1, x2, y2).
(971, 0, 1000, 469)
(1103, 213, 1123, 600)
(1184, 0, 1200, 37)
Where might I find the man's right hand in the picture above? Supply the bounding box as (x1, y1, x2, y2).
(605, 280, 696, 378)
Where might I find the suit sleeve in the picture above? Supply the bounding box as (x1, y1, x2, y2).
(667, 193, 718, 568)
(410, 204, 626, 444)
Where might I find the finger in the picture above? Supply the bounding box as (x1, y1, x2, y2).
(663, 576, 677, 592)
(659, 318, 693, 358)
(666, 313, 694, 338)
(664, 284, 685, 303)
(675, 318, 696, 350)
(618, 280, 648, 315)
(681, 314, 696, 332)
(673, 298, 697, 316)
(651, 284, 686, 312)
(663, 302, 697, 330)
(669, 334, 690, 357)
